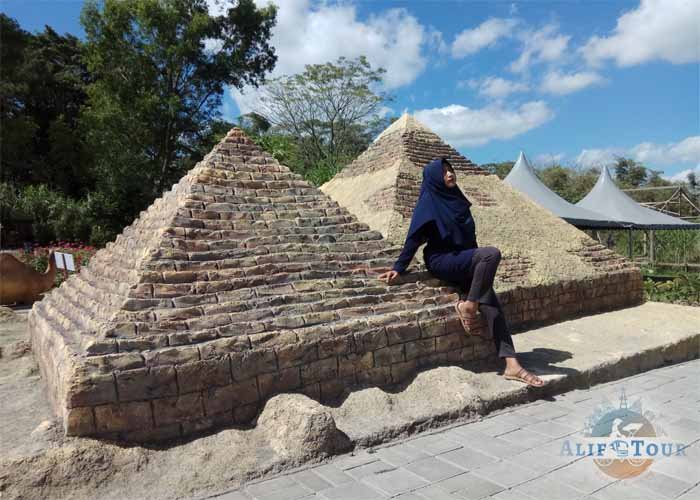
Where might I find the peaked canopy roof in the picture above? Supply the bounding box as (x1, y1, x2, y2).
(576, 166, 700, 230)
(504, 152, 630, 229)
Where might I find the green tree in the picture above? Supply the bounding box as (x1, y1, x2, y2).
(258, 55, 392, 177)
(614, 157, 647, 188)
(0, 15, 92, 196)
(481, 161, 514, 179)
(79, 0, 277, 232)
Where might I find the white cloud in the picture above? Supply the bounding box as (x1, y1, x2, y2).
(466, 76, 529, 99)
(541, 70, 605, 95)
(510, 23, 570, 73)
(664, 166, 700, 183)
(575, 148, 620, 168)
(414, 101, 554, 147)
(630, 136, 700, 166)
(534, 153, 565, 167)
(451, 18, 518, 58)
(229, 0, 438, 114)
(581, 0, 700, 67)
(576, 148, 625, 168)
(575, 136, 700, 169)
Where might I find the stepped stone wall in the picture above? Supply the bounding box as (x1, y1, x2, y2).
(321, 114, 644, 333)
(30, 129, 506, 443)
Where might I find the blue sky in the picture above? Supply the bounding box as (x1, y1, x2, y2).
(2, 0, 699, 181)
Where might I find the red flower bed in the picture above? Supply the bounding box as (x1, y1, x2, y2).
(15, 241, 98, 287)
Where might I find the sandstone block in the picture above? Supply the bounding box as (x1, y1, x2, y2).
(385, 322, 421, 345)
(258, 367, 302, 398)
(67, 372, 118, 407)
(177, 358, 232, 393)
(94, 401, 153, 433)
(301, 357, 338, 384)
(203, 378, 259, 415)
(153, 393, 204, 426)
(117, 366, 178, 402)
(373, 344, 405, 367)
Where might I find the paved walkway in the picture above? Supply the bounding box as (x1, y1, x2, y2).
(215, 358, 700, 500)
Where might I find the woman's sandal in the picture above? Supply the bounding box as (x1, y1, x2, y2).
(454, 301, 489, 337)
(504, 367, 545, 387)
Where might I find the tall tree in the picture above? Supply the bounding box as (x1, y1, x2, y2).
(258, 56, 392, 172)
(1, 15, 91, 195)
(614, 157, 647, 188)
(79, 0, 277, 229)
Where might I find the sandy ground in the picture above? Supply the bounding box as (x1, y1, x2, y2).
(0, 308, 352, 500)
(2, 299, 697, 500)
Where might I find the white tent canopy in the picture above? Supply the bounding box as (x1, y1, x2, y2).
(504, 152, 630, 228)
(576, 166, 700, 230)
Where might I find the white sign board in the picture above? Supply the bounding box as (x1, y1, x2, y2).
(55, 252, 76, 272)
(63, 253, 76, 271)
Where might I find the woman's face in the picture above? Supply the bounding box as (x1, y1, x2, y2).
(443, 167, 457, 188)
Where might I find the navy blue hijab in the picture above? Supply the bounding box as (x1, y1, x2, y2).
(406, 158, 477, 249)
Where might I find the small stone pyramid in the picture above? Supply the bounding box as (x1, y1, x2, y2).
(322, 113, 488, 243)
(321, 114, 644, 337)
(30, 128, 489, 442)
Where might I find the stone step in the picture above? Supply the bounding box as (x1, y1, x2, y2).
(330, 301, 700, 448)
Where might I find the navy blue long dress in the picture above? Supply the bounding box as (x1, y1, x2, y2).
(390, 159, 516, 358)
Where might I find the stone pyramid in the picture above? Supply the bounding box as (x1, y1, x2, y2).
(321, 114, 644, 331)
(322, 113, 489, 243)
(30, 128, 489, 442)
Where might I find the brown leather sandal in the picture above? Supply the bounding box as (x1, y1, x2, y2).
(504, 367, 545, 387)
(454, 301, 489, 337)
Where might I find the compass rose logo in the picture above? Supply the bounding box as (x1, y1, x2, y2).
(560, 387, 687, 479)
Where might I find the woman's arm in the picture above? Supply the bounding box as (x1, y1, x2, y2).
(392, 227, 425, 274)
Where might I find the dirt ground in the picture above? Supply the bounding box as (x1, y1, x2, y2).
(0, 307, 352, 500)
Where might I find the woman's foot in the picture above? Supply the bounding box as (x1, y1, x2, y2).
(455, 300, 489, 337)
(503, 365, 545, 387)
(458, 299, 479, 316)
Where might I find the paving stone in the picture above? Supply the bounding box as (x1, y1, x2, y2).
(533, 436, 584, 466)
(403, 456, 466, 482)
(215, 490, 252, 500)
(412, 484, 463, 499)
(345, 460, 395, 480)
(437, 447, 499, 471)
(627, 470, 695, 499)
(291, 470, 334, 492)
(488, 490, 537, 500)
(360, 468, 429, 496)
(523, 419, 578, 439)
(511, 474, 586, 500)
(510, 446, 580, 474)
(319, 481, 386, 500)
(651, 442, 700, 481)
(496, 428, 554, 448)
(436, 472, 504, 499)
(373, 443, 432, 466)
(589, 481, 668, 500)
(544, 456, 616, 494)
(512, 402, 571, 421)
(455, 432, 528, 459)
(468, 459, 542, 488)
(246, 475, 312, 500)
(393, 494, 425, 500)
(312, 464, 355, 487)
(677, 485, 700, 500)
(407, 434, 463, 456)
(333, 451, 379, 471)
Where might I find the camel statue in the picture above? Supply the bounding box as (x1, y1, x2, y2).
(0, 251, 57, 305)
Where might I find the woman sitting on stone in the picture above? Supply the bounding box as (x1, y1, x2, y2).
(378, 158, 544, 387)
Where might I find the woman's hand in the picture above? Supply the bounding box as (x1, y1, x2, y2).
(378, 270, 400, 284)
